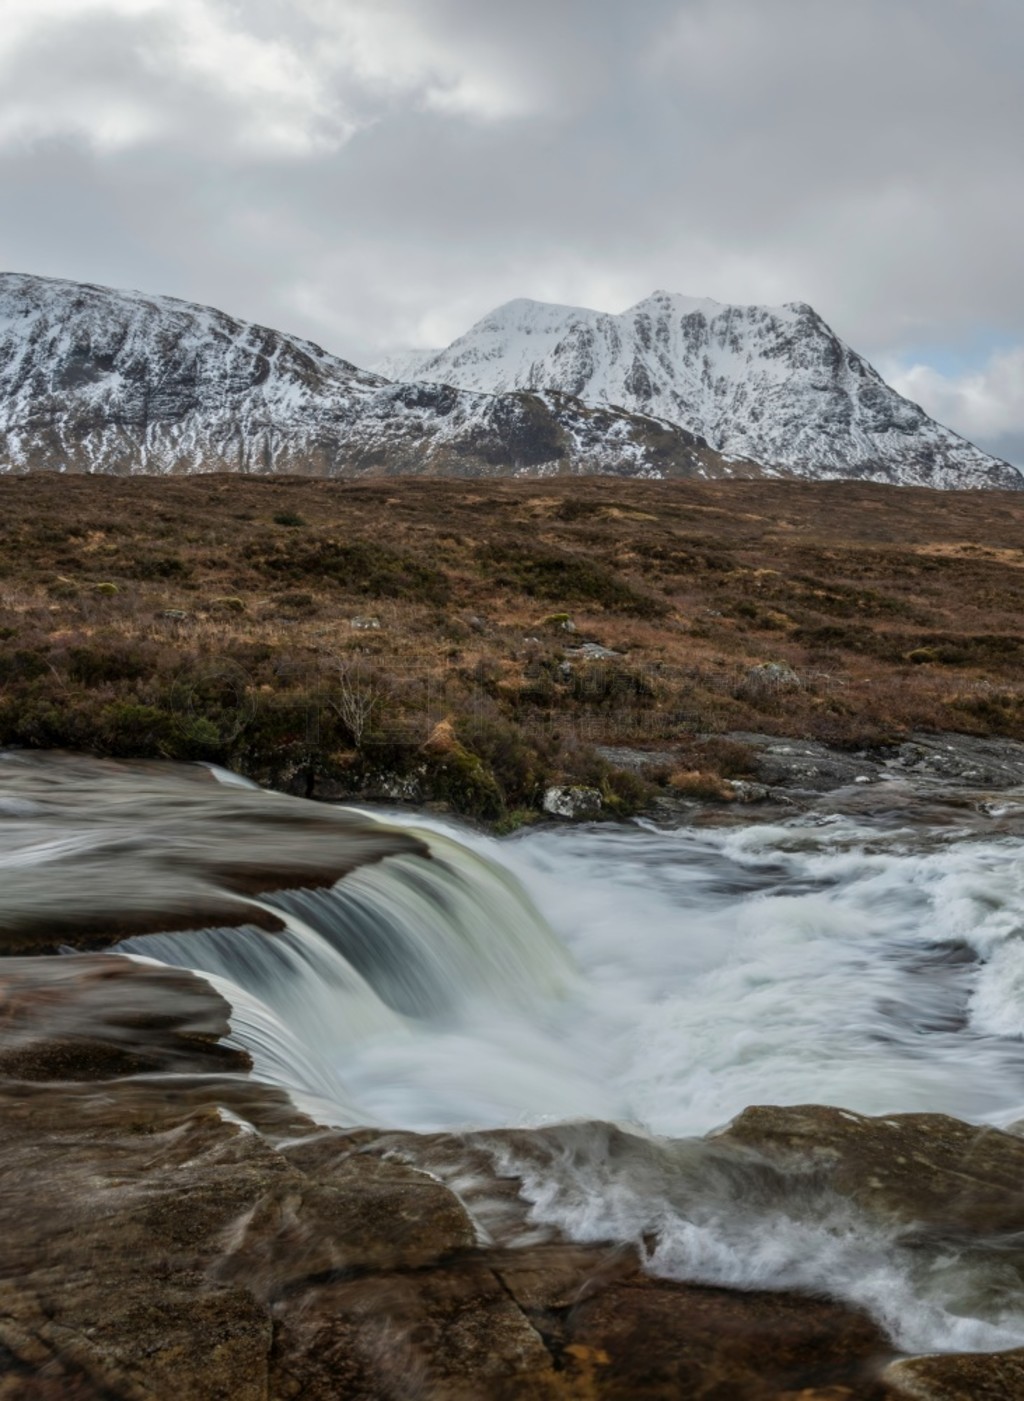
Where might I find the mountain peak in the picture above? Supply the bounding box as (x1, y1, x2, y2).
(372, 290, 1019, 490)
(0, 270, 743, 482)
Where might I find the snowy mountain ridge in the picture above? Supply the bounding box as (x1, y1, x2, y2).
(0, 273, 746, 481)
(376, 291, 1020, 490)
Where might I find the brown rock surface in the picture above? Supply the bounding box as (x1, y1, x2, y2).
(0, 957, 896, 1399)
(0, 753, 428, 954)
(883, 1349, 1024, 1399)
(0, 955, 251, 1079)
(6, 959, 1024, 1398)
(718, 1104, 1024, 1235)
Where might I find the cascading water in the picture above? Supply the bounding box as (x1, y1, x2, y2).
(6, 751, 1024, 1357)
(117, 826, 576, 1121)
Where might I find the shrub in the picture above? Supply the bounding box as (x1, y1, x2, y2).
(421, 745, 505, 820)
(273, 511, 306, 528)
(67, 645, 150, 686)
(0, 649, 49, 684)
(485, 543, 666, 617)
(687, 736, 757, 778)
(669, 769, 734, 801)
(122, 553, 191, 581)
(260, 539, 450, 606)
(274, 591, 317, 613)
(457, 713, 556, 807)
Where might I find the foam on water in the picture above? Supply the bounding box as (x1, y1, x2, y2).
(120, 798, 1024, 1355)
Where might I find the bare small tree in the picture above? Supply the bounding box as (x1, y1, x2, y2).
(327, 658, 388, 748)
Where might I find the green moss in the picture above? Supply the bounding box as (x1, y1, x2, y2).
(422, 745, 505, 820)
(492, 808, 541, 836)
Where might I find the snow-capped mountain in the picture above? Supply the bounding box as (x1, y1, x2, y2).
(0, 274, 745, 481)
(377, 292, 1020, 490)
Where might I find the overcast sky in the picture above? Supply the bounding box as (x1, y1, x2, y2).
(1, 0, 1021, 464)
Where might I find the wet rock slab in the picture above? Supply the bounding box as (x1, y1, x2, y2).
(5, 961, 1024, 1397)
(0, 752, 427, 955)
(731, 731, 1024, 798)
(719, 1104, 1024, 1235)
(0, 1069, 896, 1399)
(0, 958, 893, 1399)
(884, 1348, 1024, 1400)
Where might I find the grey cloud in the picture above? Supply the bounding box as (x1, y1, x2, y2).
(0, 0, 1020, 460)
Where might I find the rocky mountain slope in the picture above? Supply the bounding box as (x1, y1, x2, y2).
(378, 292, 1020, 490)
(0, 273, 745, 480)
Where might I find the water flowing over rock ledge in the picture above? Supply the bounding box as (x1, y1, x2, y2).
(4, 754, 1024, 1397)
(4, 966, 1024, 1399)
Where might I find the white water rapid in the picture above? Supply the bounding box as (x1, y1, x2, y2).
(116, 797, 1024, 1357)
(7, 753, 1024, 1359)
(125, 806, 1024, 1138)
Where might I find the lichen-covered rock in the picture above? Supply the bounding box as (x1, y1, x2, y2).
(745, 661, 804, 692)
(543, 785, 604, 820)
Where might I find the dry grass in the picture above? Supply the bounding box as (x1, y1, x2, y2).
(1, 473, 1023, 816)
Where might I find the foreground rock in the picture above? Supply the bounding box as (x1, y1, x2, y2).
(0, 1068, 893, 1398)
(884, 1350, 1024, 1400)
(0, 752, 426, 954)
(0, 956, 895, 1399)
(719, 1104, 1024, 1235)
(5, 959, 1024, 1397)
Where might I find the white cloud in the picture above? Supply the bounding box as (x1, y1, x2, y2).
(0, 0, 561, 160)
(0, 0, 358, 156)
(883, 348, 1024, 461)
(0, 0, 1019, 449)
(300, 0, 549, 121)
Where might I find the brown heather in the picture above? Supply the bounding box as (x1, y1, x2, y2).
(1, 473, 1023, 821)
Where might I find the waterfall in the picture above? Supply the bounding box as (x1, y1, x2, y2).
(117, 829, 575, 1113)
(9, 751, 1024, 1356)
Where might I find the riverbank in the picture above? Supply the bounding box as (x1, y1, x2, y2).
(2, 474, 1024, 826)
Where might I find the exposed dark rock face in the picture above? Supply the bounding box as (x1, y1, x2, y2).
(0, 273, 743, 481)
